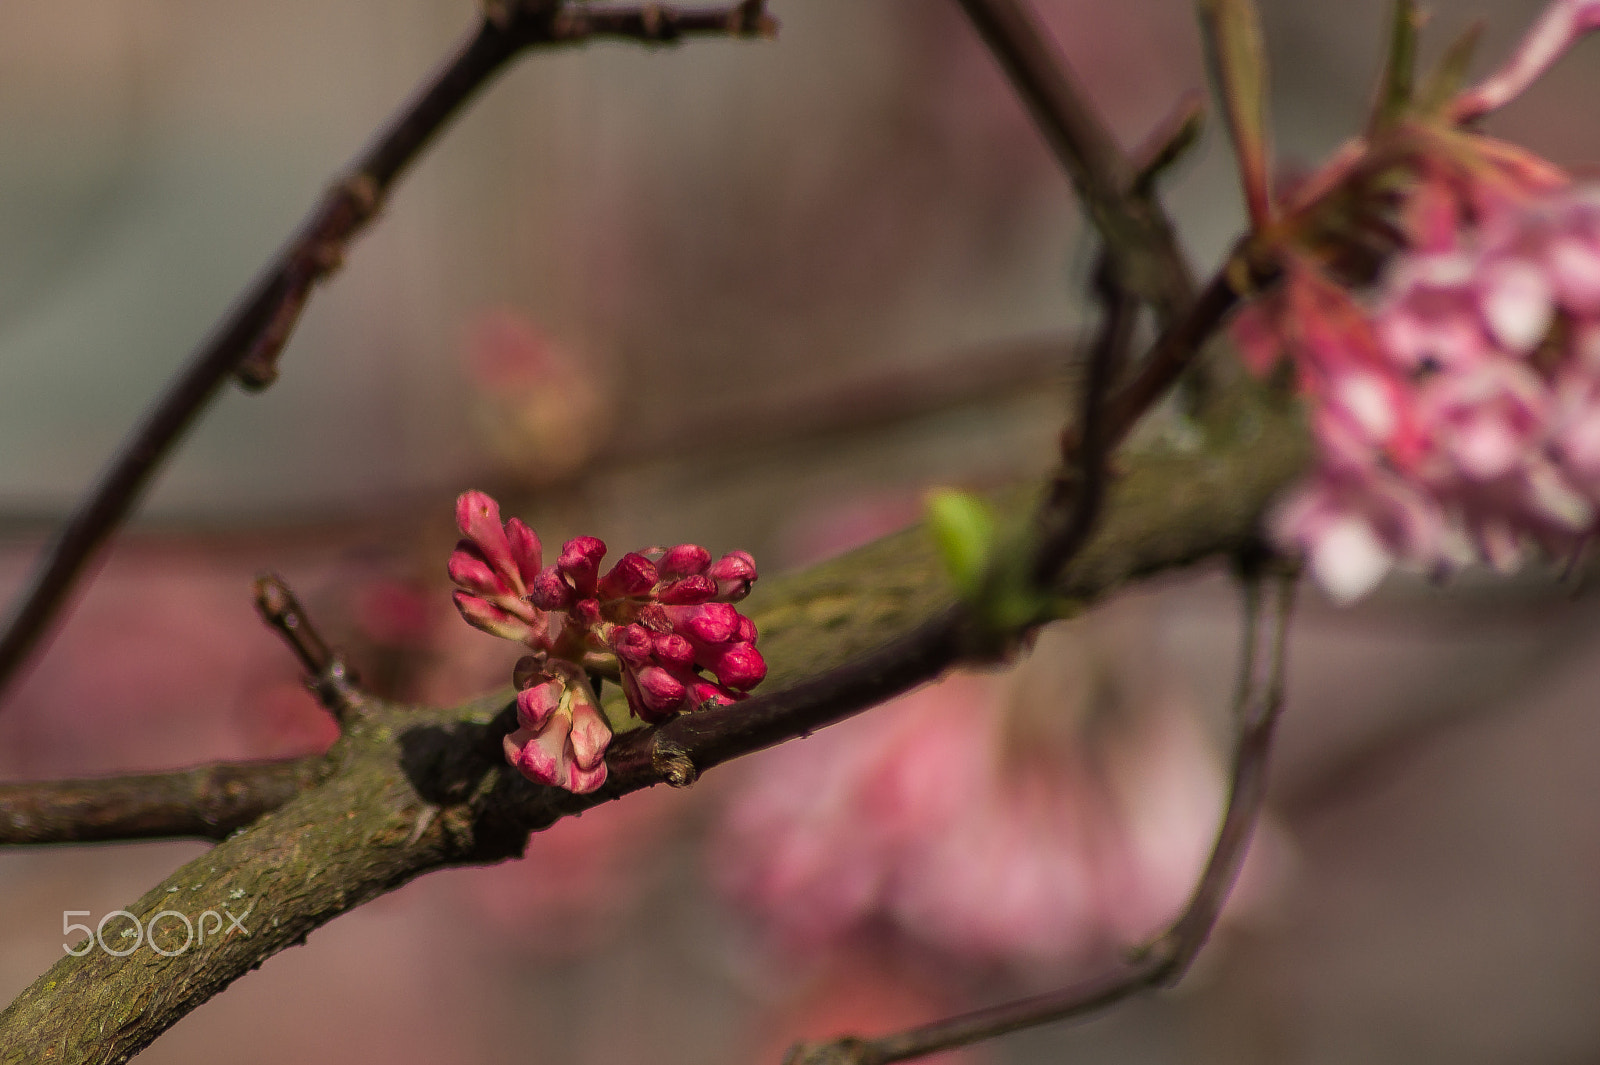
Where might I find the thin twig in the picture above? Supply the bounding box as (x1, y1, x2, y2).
(1031, 253, 1137, 587)
(0, 758, 321, 846)
(253, 574, 362, 723)
(0, 0, 774, 704)
(952, 0, 1195, 318)
(782, 561, 1297, 1065)
(1102, 266, 1246, 447)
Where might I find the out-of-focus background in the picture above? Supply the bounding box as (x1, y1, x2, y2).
(4, 1, 1600, 1062)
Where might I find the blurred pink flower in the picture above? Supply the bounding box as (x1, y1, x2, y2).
(1229, 1, 1600, 603)
(1256, 189, 1600, 602)
(711, 668, 1224, 971)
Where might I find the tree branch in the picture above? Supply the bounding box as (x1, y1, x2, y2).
(0, 0, 774, 704)
(782, 560, 1298, 1065)
(952, 0, 1195, 318)
(0, 378, 1309, 1063)
(0, 758, 322, 846)
(253, 573, 364, 724)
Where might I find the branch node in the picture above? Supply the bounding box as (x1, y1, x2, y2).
(650, 737, 699, 787)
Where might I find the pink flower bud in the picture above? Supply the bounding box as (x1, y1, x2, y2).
(689, 680, 741, 708)
(452, 591, 537, 644)
(567, 695, 612, 771)
(566, 762, 609, 794)
(652, 632, 695, 669)
(517, 679, 563, 730)
(736, 616, 758, 644)
(502, 726, 533, 768)
(611, 624, 654, 667)
(447, 543, 511, 598)
(637, 665, 688, 713)
(456, 491, 522, 594)
(657, 544, 711, 578)
(667, 602, 738, 644)
(658, 575, 717, 605)
(598, 552, 659, 599)
(708, 550, 757, 601)
(530, 566, 574, 611)
(504, 518, 543, 588)
(558, 537, 607, 597)
(709, 642, 767, 691)
(503, 671, 612, 794)
(515, 725, 567, 787)
(573, 598, 602, 628)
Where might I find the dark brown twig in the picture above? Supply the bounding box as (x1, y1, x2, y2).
(0, 758, 322, 846)
(1031, 254, 1137, 587)
(952, 0, 1195, 318)
(782, 561, 1297, 1065)
(253, 574, 362, 723)
(0, 0, 774, 704)
(1101, 266, 1246, 448)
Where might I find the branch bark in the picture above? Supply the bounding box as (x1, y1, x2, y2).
(0, 759, 322, 846)
(0, 0, 774, 703)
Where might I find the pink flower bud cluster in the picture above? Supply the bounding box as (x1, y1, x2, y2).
(1236, 187, 1600, 601)
(448, 490, 766, 792)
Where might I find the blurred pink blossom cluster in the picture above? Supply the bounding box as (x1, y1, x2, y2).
(1230, 1, 1600, 603)
(448, 490, 765, 792)
(1237, 189, 1600, 602)
(712, 670, 1222, 970)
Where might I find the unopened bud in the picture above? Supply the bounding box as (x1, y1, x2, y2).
(558, 536, 608, 597)
(657, 544, 712, 578)
(658, 575, 716, 605)
(516, 679, 563, 729)
(573, 598, 602, 628)
(652, 632, 695, 668)
(611, 624, 654, 667)
(530, 566, 575, 611)
(504, 518, 543, 588)
(710, 643, 767, 691)
(669, 602, 739, 644)
(448, 543, 510, 598)
(708, 550, 757, 601)
(636, 666, 688, 716)
(598, 552, 660, 599)
(453, 591, 535, 643)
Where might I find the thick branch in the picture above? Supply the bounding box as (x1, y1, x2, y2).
(0, 759, 322, 846)
(0, 0, 773, 703)
(0, 374, 1308, 1063)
